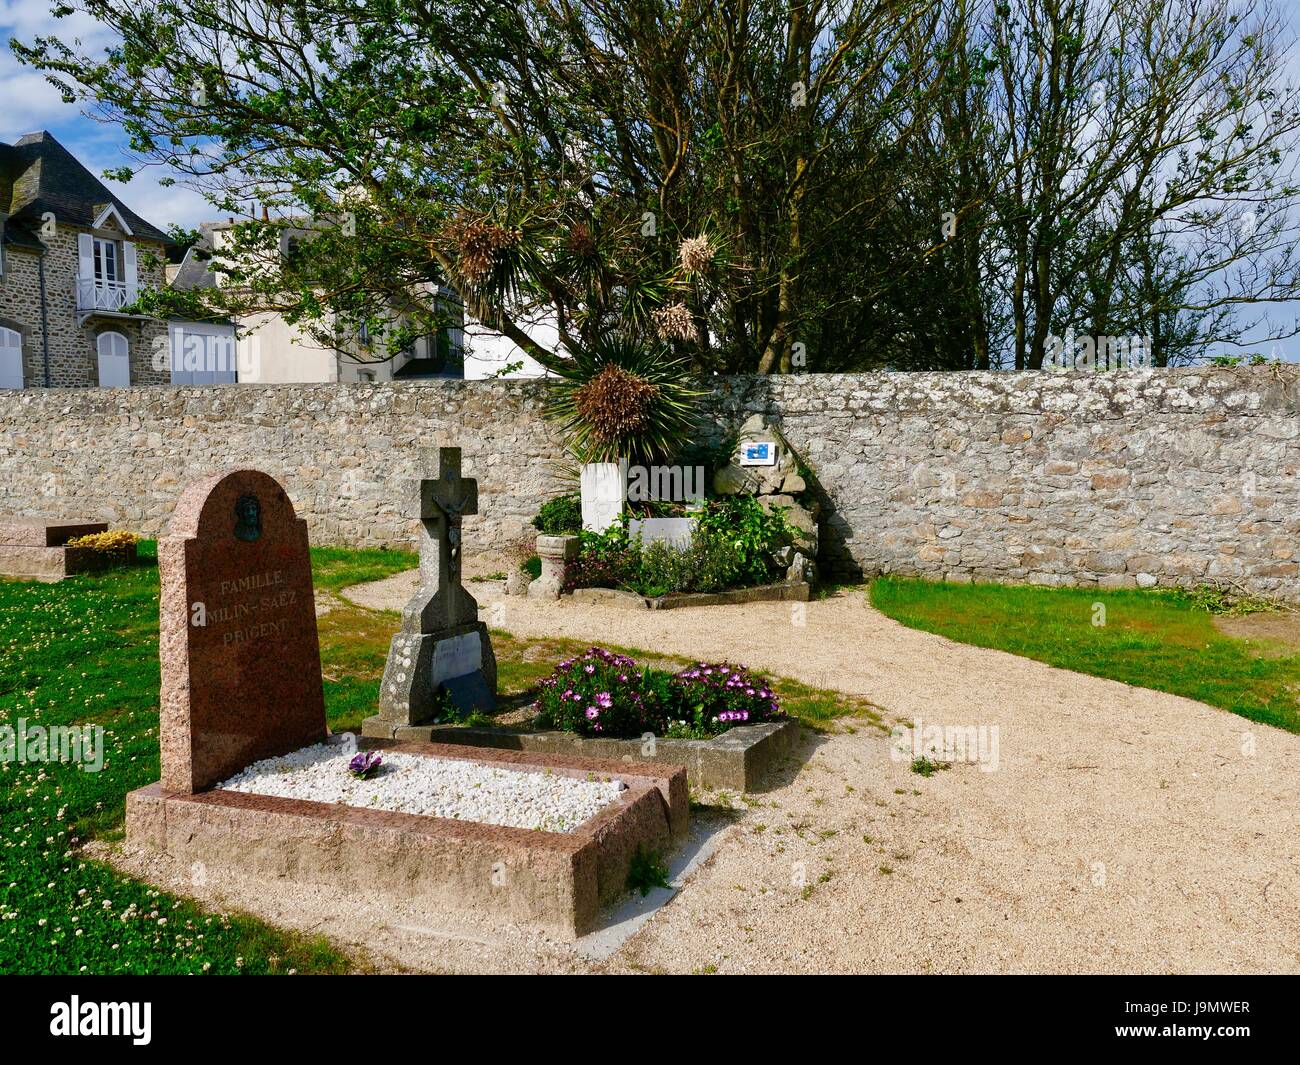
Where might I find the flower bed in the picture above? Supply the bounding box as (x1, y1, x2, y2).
(64, 529, 139, 569)
(533, 646, 784, 740)
(561, 496, 794, 598)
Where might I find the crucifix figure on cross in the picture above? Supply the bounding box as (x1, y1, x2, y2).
(418, 447, 479, 591)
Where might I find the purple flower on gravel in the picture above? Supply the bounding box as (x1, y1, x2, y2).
(348, 751, 382, 779)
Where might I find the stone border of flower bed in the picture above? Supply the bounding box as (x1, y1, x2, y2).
(0, 518, 135, 581)
(364, 718, 801, 793)
(568, 579, 810, 611)
(126, 741, 689, 940)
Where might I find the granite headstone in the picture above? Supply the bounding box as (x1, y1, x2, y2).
(158, 469, 326, 793)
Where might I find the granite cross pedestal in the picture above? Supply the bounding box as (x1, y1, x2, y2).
(363, 448, 497, 738)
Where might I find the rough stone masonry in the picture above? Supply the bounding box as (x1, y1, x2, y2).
(0, 367, 1296, 599)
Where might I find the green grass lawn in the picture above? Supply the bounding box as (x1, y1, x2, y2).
(0, 542, 412, 975)
(870, 577, 1300, 733)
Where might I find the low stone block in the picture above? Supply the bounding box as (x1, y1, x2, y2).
(0, 544, 68, 581)
(0, 542, 129, 581)
(389, 718, 802, 794)
(368, 620, 498, 734)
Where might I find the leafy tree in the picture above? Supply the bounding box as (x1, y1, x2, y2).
(12, 0, 1300, 371)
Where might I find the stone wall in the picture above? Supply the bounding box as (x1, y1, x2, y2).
(713, 369, 1300, 599)
(0, 367, 1296, 598)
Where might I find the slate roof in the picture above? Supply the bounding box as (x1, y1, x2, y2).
(169, 222, 222, 290)
(0, 130, 172, 247)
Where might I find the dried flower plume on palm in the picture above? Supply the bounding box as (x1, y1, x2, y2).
(439, 213, 540, 306)
(545, 335, 704, 464)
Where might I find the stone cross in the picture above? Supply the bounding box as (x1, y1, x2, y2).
(363, 447, 497, 736)
(409, 448, 480, 633)
(418, 448, 478, 595)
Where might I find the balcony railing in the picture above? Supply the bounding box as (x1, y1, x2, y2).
(74, 277, 141, 314)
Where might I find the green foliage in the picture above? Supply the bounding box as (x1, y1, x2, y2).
(1175, 583, 1278, 617)
(532, 493, 582, 535)
(0, 547, 360, 973)
(564, 498, 791, 597)
(522, 555, 542, 580)
(15, 0, 1300, 371)
(626, 845, 671, 897)
(693, 496, 792, 588)
(910, 757, 949, 777)
(544, 335, 704, 463)
(636, 540, 700, 598)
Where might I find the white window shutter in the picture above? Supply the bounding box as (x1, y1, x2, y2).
(123, 241, 138, 288)
(78, 232, 93, 279)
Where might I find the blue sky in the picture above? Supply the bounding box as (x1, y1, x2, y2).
(0, 0, 211, 229)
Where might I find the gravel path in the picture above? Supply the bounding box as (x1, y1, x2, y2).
(218, 741, 623, 833)
(101, 572, 1299, 972)
(332, 570, 1300, 973)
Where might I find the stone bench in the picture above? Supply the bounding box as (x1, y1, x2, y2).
(0, 517, 111, 581)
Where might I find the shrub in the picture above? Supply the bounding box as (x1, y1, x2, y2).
(65, 530, 139, 554)
(64, 530, 139, 569)
(532, 493, 582, 535)
(534, 647, 663, 737)
(563, 523, 639, 592)
(522, 555, 542, 579)
(544, 335, 704, 463)
(693, 496, 790, 587)
(564, 498, 791, 597)
(637, 539, 700, 597)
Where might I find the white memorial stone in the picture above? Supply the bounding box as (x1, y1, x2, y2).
(581, 462, 625, 532)
(629, 517, 695, 549)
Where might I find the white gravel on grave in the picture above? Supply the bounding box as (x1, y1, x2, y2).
(218, 743, 625, 833)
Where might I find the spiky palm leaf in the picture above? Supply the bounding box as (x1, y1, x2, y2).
(545, 335, 705, 464)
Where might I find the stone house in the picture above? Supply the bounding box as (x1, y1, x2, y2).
(0, 130, 172, 389)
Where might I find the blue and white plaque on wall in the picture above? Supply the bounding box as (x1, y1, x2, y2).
(739, 441, 777, 466)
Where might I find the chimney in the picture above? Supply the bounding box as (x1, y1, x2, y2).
(261, 205, 269, 221)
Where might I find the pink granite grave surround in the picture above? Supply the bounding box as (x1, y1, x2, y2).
(158, 469, 326, 793)
(127, 743, 689, 939)
(0, 518, 113, 581)
(0, 518, 108, 547)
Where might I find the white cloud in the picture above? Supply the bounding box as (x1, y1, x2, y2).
(0, 61, 70, 139)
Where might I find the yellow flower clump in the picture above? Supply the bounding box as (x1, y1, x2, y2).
(65, 530, 140, 553)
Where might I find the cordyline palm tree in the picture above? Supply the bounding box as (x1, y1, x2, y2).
(543, 335, 705, 466)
